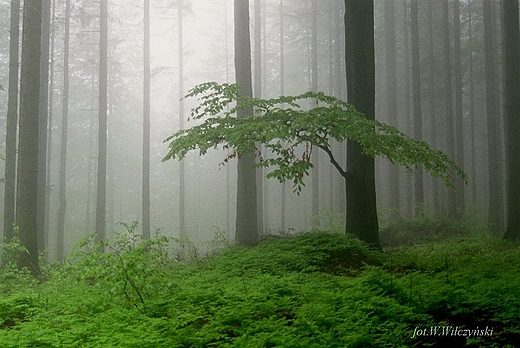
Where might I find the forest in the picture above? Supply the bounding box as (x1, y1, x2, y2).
(0, 0, 519, 346)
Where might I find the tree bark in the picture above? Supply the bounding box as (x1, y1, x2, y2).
(57, 0, 71, 261)
(344, 0, 380, 249)
(453, 0, 466, 215)
(234, 0, 258, 245)
(3, 0, 20, 243)
(17, 0, 42, 274)
(410, 0, 424, 215)
(483, 0, 504, 231)
(503, 0, 520, 241)
(96, 0, 108, 246)
(384, 0, 400, 216)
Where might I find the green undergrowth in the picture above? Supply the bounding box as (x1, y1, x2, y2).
(0, 220, 519, 347)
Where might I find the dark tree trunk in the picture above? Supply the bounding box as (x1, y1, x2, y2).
(3, 0, 20, 243)
(503, 0, 520, 241)
(234, 0, 258, 245)
(344, 0, 380, 249)
(17, 0, 42, 274)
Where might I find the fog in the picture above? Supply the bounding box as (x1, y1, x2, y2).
(0, 0, 514, 259)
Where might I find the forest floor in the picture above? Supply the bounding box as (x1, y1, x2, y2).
(0, 216, 519, 347)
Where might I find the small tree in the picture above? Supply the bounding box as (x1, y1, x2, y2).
(163, 82, 466, 241)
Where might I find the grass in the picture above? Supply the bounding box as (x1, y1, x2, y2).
(0, 217, 519, 347)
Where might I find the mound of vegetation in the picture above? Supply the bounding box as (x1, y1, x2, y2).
(0, 221, 519, 347)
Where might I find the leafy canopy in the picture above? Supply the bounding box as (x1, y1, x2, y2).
(163, 82, 466, 193)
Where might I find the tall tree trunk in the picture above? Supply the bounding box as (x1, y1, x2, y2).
(453, 0, 465, 215)
(142, 0, 151, 239)
(310, 0, 320, 223)
(344, 0, 380, 249)
(483, 0, 504, 231)
(279, 0, 286, 233)
(410, 0, 424, 215)
(234, 0, 258, 245)
(3, 0, 20, 243)
(468, 0, 477, 205)
(427, 1, 440, 213)
(17, 0, 42, 274)
(56, 0, 71, 262)
(503, 0, 520, 241)
(178, 0, 186, 240)
(442, 0, 457, 217)
(253, 0, 264, 236)
(403, 0, 413, 218)
(96, 0, 108, 245)
(37, 0, 51, 255)
(384, 0, 400, 216)
(45, 0, 56, 245)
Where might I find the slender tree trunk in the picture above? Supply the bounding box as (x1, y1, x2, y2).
(344, 0, 380, 249)
(410, 0, 424, 216)
(96, 0, 108, 245)
(384, 0, 400, 216)
(37, 0, 51, 255)
(17, 0, 42, 274)
(503, 0, 520, 241)
(56, 0, 71, 262)
(468, 0, 477, 205)
(234, 0, 258, 245)
(427, 1, 440, 213)
(279, 0, 286, 233)
(178, 0, 186, 240)
(442, 0, 457, 217)
(403, 0, 413, 218)
(310, 0, 320, 223)
(142, 0, 151, 239)
(45, 0, 56, 245)
(253, 0, 264, 236)
(3, 0, 20, 243)
(453, 0, 465, 215)
(483, 0, 504, 231)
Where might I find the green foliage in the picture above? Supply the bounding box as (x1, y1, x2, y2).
(0, 222, 519, 347)
(164, 82, 467, 193)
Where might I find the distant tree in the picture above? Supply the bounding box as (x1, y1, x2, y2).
(483, 0, 504, 231)
(3, 0, 20, 243)
(233, 0, 258, 245)
(384, 0, 400, 215)
(142, 0, 151, 239)
(503, 0, 520, 241)
(442, 0, 457, 217)
(38, 0, 52, 253)
(452, 0, 465, 215)
(17, 0, 42, 274)
(57, 0, 71, 261)
(410, 0, 423, 215)
(310, 0, 320, 222)
(163, 83, 466, 245)
(344, 0, 379, 247)
(96, 0, 108, 246)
